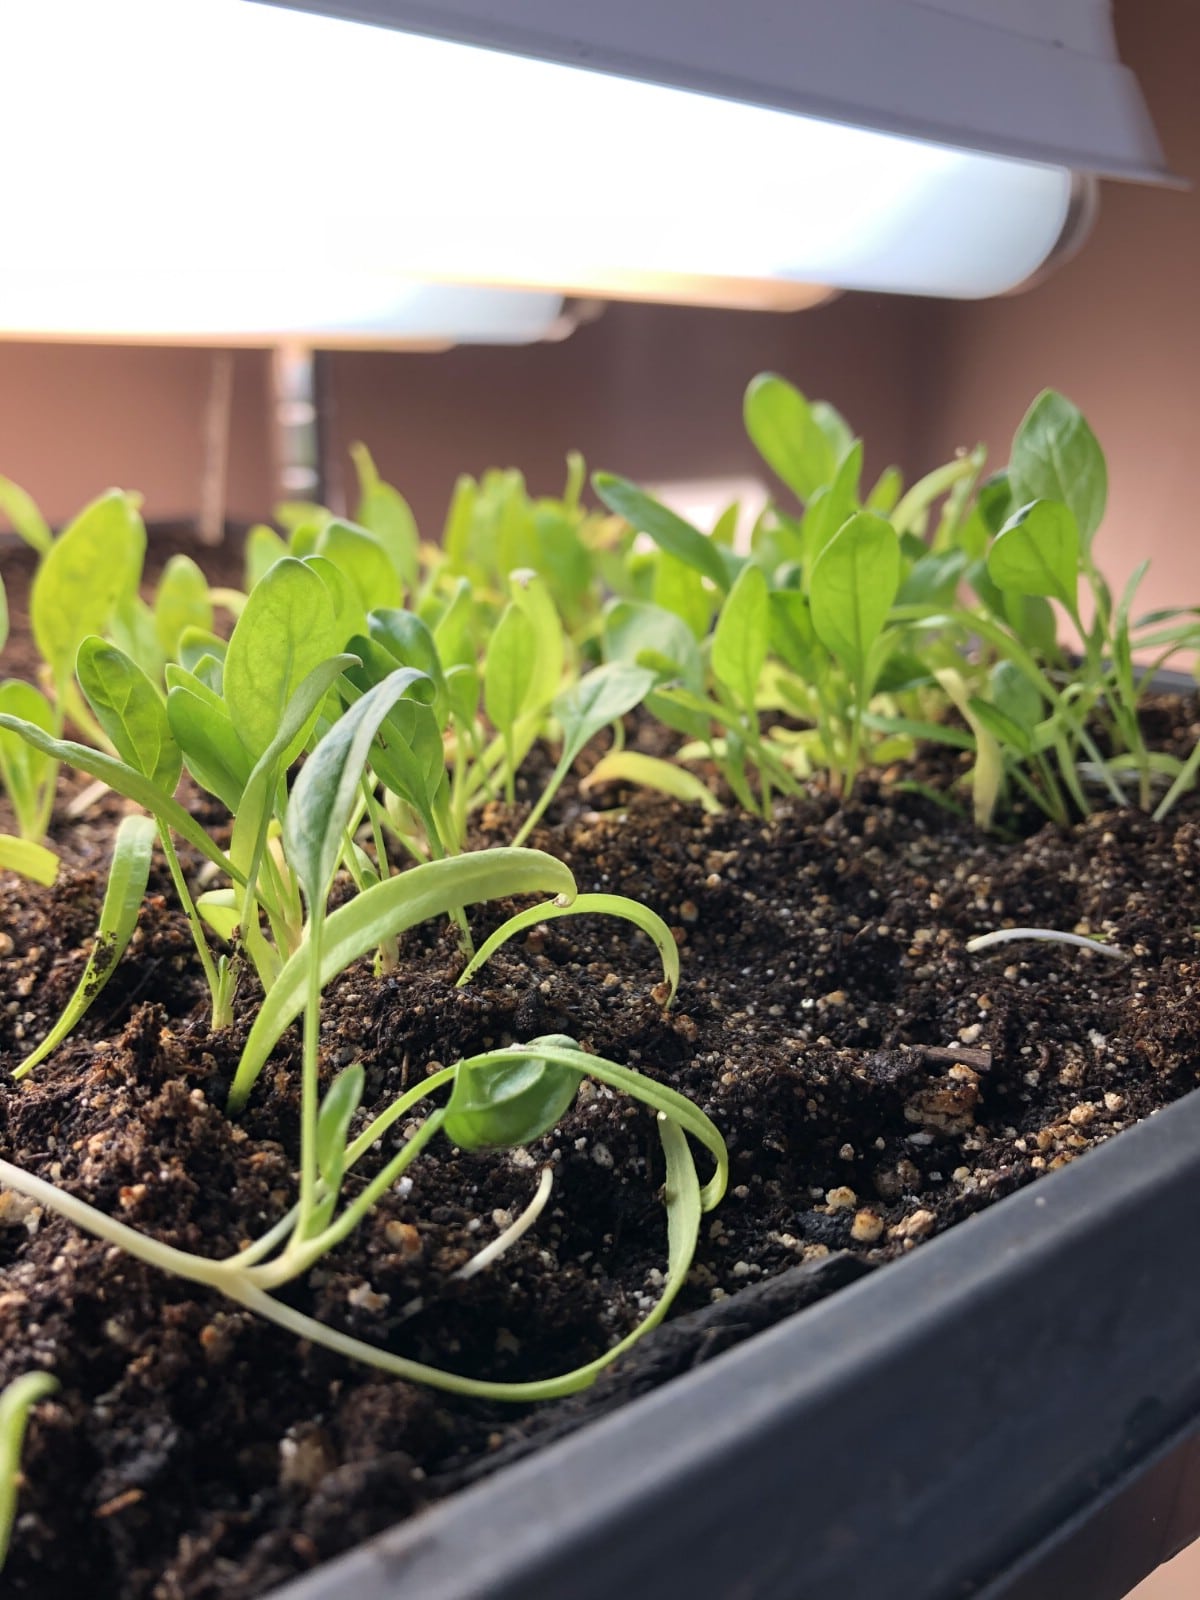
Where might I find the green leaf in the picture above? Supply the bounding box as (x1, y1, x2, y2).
(316, 519, 404, 613)
(768, 589, 820, 678)
(969, 696, 1034, 759)
(196, 888, 239, 944)
(1009, 390, 1107, 547)
(0, 682, 56, 840)
(178, 627, 227, 676)
(229, 848, 578, 1108)
(652, 551, 714, 640)
(342, 639, 444, 824)
(30, 491, 145, 687)
(315, 1062, 365, 1192)
(369, 608, 448, 711)
(593, 474, 737, 592)
(351, 442, 419, 591)
(245, 523, 289, 589)
(891, 454, 977, 539)
(228, 654, 360, 886)
(0, 574, 6, 657)
(810, 512, 901, 684)
(445, 664, 480, 728)
(484, 603, 537, 732)
(443, 1034, 583, 1151)
(743, 373, 837, 502)
(458, 891, 681, 1003)
(800, 441, 863, 576)
(554, 662, 656, 772)
(866, 464, 903, 515)
(302, 554, 369, 647)
(603, 599, 703, 692)
(935, 668, 1002, 830)
(275, 501, 334, 540)
(0, 835, 58, 886)
(285, 667, 433, 907)
(897, 549, 969, 609)
(988, 500, 1079, 612)
(509, 569, 565, 710)
(153, 554, 213, 661)
(0, 714, 239, 879)
(990, 659, 1044, 735)
(109, 594, 165, 684)
(0, 477, 52, 554)
(76, 637, 181, 793)
(582, 750, 722, 814)
(0, 1371, 58, 1569)
(711, 563, 769, 712)
(166, 679, 252, 812)
(811, 399, 855, 465)
(15, 814, 156, 1078)
(442, 474, 478, 574)
(432, 577, 478, 670)
(223, 558, 341, 762)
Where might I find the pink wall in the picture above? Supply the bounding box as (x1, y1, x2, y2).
(321, 295, 937, 530)
(912, 0, 1200, 621)
(0, 344, 275, 528)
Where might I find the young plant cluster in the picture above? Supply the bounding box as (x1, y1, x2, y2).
(594, 381, 1200, 828)
(0, 446, 729, 1459)
(0, 380, 1196, 1545)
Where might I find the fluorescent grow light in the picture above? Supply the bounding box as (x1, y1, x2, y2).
(0, 0, 1167, 341)
(0, 268, 566, 348)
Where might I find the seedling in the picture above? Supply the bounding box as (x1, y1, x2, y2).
(0, 1371, 57, 1571)
(967, 927, 1126, 961)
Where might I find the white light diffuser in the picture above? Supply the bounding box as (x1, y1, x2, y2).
(0, 0, 1162, 341)
(0, 268, 566, 348)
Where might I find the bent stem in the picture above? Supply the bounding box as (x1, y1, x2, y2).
(967, 926, 1126, 961)
(0, 1370, 58, 1571)
(158, 824, 232, 1029)
(0, 1081, 713, 1402)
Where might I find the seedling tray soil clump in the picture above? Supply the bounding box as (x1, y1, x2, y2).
(3, 740, 1200, 1597)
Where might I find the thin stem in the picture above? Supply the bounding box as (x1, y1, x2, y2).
(966, 926, 1126, 960)
(158, 825, 229, 1028)
(454, 1165, 553, 1281)
(295, 910, 324, 1242)
(512, 749, 569, 847)
(361, 780, 392, 882)
(252, 1109, 445, 1288)
(844, 679, 865, 798)
(225, 1063, 461, 1269)
(502, 728, 516, 806)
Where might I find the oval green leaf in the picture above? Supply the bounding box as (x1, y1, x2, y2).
(223, 557, 341, 762)
(77, 637, 181, 793)
(809, 512, 901, 683)
(988, 499, 1079, 612)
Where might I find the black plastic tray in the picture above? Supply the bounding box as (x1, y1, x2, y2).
(272, 1077, 1200, 1600)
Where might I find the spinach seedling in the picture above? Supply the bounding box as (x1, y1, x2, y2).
(0, 1371, 57, 1571)
(967, 927, 1126, 961)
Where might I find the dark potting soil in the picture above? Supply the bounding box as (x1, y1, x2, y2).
(3, 602, 1200, 1594)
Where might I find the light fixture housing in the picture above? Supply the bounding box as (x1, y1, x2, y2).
(0, 0, 1171, 347)
(250, 0, 1172, 299)
(261, 0, 1170, 182)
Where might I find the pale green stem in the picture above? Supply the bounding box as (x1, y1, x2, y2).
(967, 926, 1125, 960)
(295, 910, 324, 1242)
(502, 728, 516, 806)
(158, 825, 229, 1029)
(251, 1110, 444, 1289)
(227, 1064, 460, 1270)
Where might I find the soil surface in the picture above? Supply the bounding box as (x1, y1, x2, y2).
(4, 545, 1200, 1598)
